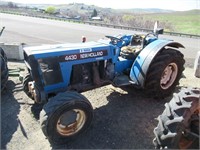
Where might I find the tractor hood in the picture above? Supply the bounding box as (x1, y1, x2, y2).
(23, 41, 111, 56)
(23, 41, 115, 65)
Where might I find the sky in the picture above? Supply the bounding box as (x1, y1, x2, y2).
(3, 0, 200, 11)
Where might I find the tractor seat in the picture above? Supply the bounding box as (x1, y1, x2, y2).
(120, 34, 144, 59)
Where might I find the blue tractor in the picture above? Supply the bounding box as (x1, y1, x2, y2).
(23, 23, 185, 144)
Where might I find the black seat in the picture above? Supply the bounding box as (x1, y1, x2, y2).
(120, 34, 144, 59)
(130, 34, 143, 46)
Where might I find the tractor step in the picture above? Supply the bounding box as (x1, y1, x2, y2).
(113, 75, 135, 87)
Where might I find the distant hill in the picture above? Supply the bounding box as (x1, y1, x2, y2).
(173, 9, 200, 15)
(141, 9, 200, 34)
(114, 8, 174, 14)
(0, 1, 174, 14)
(1, 1, 199, 34)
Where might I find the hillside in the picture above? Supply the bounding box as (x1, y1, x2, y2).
(0, 1, 174, 14)
(143, 9, 200, 34)
(0, 1, 199, 35)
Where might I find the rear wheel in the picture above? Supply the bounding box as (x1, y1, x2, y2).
(40, 91, 93, 144)
(145, 49, 185, 98)
(153, 87, 200, 149)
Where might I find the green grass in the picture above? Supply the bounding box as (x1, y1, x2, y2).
(1, 8, 199, 35)
(143, 10, 200, 35)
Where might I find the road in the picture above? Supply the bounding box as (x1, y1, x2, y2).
(0, 13, 199, 62)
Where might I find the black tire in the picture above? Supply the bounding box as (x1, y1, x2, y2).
(23, 74, 33, 98)
(153, 87, 200, 149)
(145, 49, 185, 98)
(40, 91, 93, 144)
(0, 47, 7, 62)
(0, 47, 8, 92)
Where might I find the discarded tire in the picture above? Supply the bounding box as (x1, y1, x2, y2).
(0, 47, 8, 92)
(153, 87, 200, 149)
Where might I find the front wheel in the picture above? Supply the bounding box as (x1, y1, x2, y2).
(153, 87, 200, 149)
(145, 49, 185, 98)
(40, 91, 93, 144)
(23, 74, 33, 99)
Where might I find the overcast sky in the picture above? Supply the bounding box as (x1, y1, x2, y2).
(3, 0, 200, 11)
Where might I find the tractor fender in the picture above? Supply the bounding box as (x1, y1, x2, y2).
(130, 39, 184, 87)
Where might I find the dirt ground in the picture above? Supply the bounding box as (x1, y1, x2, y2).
(1, 60, 199, 149)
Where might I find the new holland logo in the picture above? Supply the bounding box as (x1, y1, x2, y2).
(61, 50, 108, 62)
(80, 51, 104, 59)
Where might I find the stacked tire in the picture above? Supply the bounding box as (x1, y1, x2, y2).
(0, 47, 8, 92)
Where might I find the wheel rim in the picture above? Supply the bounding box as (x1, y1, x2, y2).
(160, 63, 178, 89)
(56, 109, 86, 136)
(179, 108, 200, 149)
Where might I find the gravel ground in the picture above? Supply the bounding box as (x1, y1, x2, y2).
(1, 60, 199, 149)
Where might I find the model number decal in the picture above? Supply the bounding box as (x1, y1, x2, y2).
(65, 55, 77, 61)
(61, 50, 108, 62)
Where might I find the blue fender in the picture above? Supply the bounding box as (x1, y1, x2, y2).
(129, 39, 184, 87)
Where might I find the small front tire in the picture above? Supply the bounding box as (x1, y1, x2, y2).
(40, 91, 93, 144)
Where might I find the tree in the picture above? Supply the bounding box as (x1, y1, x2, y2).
(45, 6, 56, 14)
(7, 2, 18, 8)
(91, 9, 98, 18)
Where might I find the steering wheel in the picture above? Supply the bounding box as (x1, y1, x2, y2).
(105, 35, 125, 45)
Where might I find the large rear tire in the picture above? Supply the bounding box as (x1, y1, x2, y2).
(40, 91, 93, 144)
(153, 87, 200, 149)
(145, 49, 185, 98)
(0, 48, 8, 92)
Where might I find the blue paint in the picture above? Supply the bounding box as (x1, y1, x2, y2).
(24, 32, 182, 97)
(130, 39, 168, 84)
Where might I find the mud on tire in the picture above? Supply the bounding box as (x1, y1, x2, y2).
(153, 87, 200, 149)
(145, 49, 185, 98)
(40, 91, 93, 145)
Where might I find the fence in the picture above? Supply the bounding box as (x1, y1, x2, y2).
(1, 11, 200, 39)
